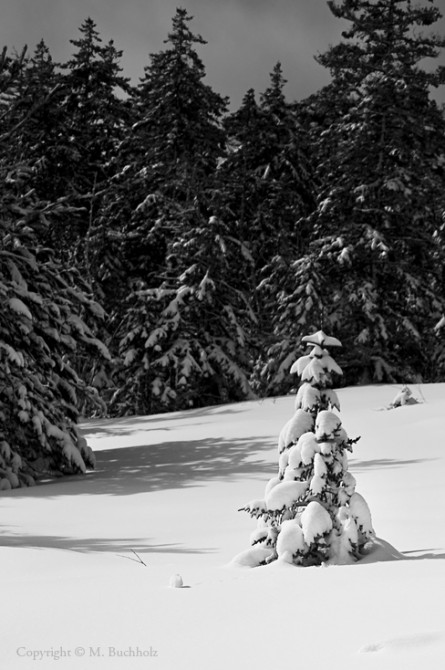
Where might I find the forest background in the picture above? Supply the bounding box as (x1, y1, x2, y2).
(1, 1, 445, 485)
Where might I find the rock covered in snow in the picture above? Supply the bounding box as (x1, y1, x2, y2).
(390, 386, 416, 408)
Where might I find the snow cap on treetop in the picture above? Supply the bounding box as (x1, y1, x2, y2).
(301, 330, 342, 348)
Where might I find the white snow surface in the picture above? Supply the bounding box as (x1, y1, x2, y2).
(1, 384, 445, 669)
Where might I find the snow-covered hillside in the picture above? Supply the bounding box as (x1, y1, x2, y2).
(1, 384, 444, 669)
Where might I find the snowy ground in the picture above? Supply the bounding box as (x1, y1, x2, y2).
(1, 383, 445, 669)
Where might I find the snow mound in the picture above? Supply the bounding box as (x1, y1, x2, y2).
(229, 546, 275, 568)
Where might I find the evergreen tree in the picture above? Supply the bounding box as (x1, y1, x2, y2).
(221, 64, 314, 279)
(262, 0, 445, 386)
(93, 9, 257, 414)
(49, 18, 131, 268)
(112, 210, 257, 415)
(235, 330, 374, 567)
(0, 129, 109, 487)
(92, 8, 228, 306)
(63, 18, 131, 192)
(219, 66, 316, 394)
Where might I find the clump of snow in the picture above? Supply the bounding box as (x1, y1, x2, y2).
(287, 442, 303, 468)
(266, 480, 309, 512)
(342, 471, 356, 496)
(239, 499, 267, 518)
(309, 474, 325, 496)
(230, 545, 274, 568)
(290, 354, 311, 376)
(315, 410, 342, 440)
(276, 520, 307, 561)
(349, 492, 374, 539)
(390, 385, 417, 408)
(301, 501, 333, 544)
(294, 384, 321, 411)
(313, 453, 327, 478)
(278, 449, 289, 476)
(319, 441, 333, 455)
(249, 527, 268, 546)
(264, 476, 280, 497)
(301, 330, 342, 348)
(301, 358, 326, 383)
(169, 574, 184, 588)
(329, 510, 359, 566)
(298, 432, 320, 465)
(278, 410, 314, 452)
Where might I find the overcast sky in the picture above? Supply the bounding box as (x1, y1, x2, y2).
(1, 0, 444, 108)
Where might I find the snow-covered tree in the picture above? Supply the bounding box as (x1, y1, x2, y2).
(0, 95, 109, 486)
(91, 9, 257, 414)
(235, 330, 374, 567)
(259, 0, 445, 386)
(109, 209, 257, 415)
(218, 67, 316, 393)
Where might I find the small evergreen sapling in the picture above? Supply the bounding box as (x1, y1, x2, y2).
(235, 330, 375, 566)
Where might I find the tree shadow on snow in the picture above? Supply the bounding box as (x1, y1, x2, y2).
(82, 403, 248, 437)
(8, 436, 274, 497)
(359, 537, 445, 564)
(0, 532, 214, 554)
(350, 457, 439, 471)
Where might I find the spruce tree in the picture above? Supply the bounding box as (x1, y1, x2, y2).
(51, 18, 131, 268)
(221, 64, 314, 273)
(5, 41, 66, 200)
(235, 330, 374, 567)
(219, 66, 316, 395)
(262, 0, 445, 385)
(93, 9, 257, 414)
(92, 8, 228, 305)
(0, 139, 109, 488)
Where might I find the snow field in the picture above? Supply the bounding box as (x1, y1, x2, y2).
(0, 384, 444, 669)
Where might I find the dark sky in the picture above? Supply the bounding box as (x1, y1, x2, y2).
(1, 0, 445, 108)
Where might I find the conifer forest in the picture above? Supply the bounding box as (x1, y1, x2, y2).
(1, 1, 445, 486)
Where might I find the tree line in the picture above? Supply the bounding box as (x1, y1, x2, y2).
(1, 1, 445, 486)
